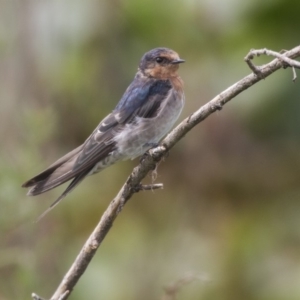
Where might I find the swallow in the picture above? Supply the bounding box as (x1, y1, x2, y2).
(22, 47, 185, 217)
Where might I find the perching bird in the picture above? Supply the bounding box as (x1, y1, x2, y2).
(22, 47, 185, 217)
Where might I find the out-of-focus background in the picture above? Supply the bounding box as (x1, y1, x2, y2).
(1, 0, 300, 299)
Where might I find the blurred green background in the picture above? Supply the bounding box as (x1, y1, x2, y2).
(1, 0, 300, 299)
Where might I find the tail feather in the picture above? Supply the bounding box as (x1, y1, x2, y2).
(22, 165, 61, 188)
(36, 167, 93, 221)
(22, 145, 84, 195)
(26, 166, 74, 196)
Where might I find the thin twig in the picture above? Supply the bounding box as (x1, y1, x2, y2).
(32, 293, 46, 300)
(244, 47, 300, 80)
(134, 183, 164, 192)
(292, 66, 297, 82)
(161, 272, 209, 300)
(32, 45, 300, 300)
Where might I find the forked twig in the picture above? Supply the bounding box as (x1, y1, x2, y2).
(244, 48, 300, 81)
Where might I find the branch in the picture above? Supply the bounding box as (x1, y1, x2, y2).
(32, 46, 300, 300)
(244, 48, 300, 81)
(32, 293, 46, 300)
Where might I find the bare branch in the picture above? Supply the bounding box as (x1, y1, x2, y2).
(32, 45, 300, 300)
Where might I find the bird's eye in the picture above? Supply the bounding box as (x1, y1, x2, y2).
(155, 57, 164, 64)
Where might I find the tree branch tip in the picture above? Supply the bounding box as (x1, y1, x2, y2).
(244, 55, 251, 61)
(292, 66, 297, 82)
(32, 293, 46, 300)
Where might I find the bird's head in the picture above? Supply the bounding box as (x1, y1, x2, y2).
(139, 48, 185, 79)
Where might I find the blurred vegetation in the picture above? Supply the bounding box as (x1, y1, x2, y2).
(1, 0, 300, 299)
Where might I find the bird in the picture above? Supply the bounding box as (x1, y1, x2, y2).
(22, 47, 185, 218)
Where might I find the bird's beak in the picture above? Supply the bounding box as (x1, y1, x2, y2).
(171, 58, 185, 64)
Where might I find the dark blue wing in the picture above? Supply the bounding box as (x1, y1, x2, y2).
(100, 76, 171, 130)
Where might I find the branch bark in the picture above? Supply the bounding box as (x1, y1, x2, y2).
(32, 46, 300, 300)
